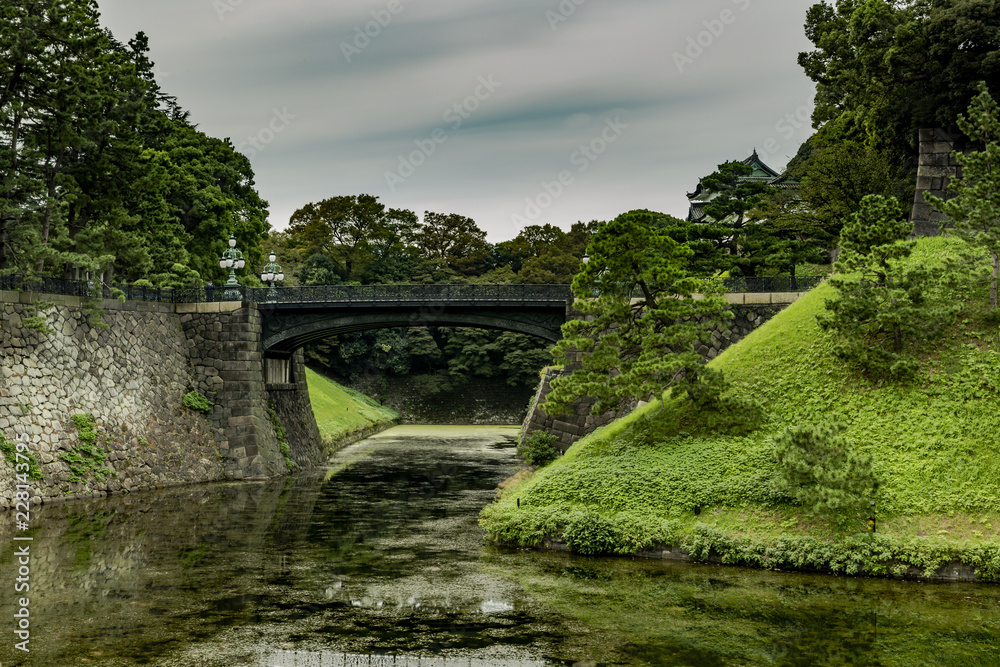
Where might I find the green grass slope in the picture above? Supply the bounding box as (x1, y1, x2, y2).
(306, 367, 398, 447)
(482, 237, 1000, 579)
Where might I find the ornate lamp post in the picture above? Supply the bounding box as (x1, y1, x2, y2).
(219, 234, 246, 300)
(260, 251, 285, 288)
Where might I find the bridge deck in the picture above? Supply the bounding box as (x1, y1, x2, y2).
(0, 276, 824, 304)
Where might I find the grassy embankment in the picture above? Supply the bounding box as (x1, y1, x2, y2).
(305, 367, 399, 450)
(481, 236, 1000, 580)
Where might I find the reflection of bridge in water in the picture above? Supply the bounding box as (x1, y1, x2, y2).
(259, 649, 546, 666)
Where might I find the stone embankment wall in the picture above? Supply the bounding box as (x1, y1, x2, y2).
(910, 127, 970, 236)
(0, 291, 324, 509)
(522, 297, 799, 450)
(347, 375, 534, 425)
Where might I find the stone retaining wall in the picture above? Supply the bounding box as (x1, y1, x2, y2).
(267, 349, 324, 468)
(347, 374, 534, 425)
(910, 127, 971, 236)
(0, 291, 324, 509)
(522, 299, 796, 450)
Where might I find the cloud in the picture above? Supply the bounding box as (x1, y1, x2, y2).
(98, 0, 817, 240)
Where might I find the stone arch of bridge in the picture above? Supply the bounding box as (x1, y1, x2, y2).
(261, 310, 564, 357)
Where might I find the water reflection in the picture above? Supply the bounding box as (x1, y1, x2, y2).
(257, 649, 545, 666)
(0, 425, 998, 666)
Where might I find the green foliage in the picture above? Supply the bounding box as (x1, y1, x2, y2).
(72, 413, 98, 445)
(305, 368, 398, 448)
(795, 137, 912, 245)
(289, 195, 419, 281)
(680, 525, 1000, 581)
(817, 195, 959, 378)
(926, 82, 1000, 311)
(517, 431, 560, 468)
(147, 263, 203, 290)
(495, 222, 592, 284)
(82, 298, 110, 330)
(772, 422, 877, 524)
(0, 434, 43, 480)
(547, 209, 732, 417)
(305, 326, 550, 392)
(744, 185, 834, 281)
(416, 211, 489, 277)
(64, 414, 114, 484)
(697, 161, 778, 276)
(482, 236, 1000, 579)
(0, 4, 268, 283)
(799, 0, 1000, 163)
(563, 511, 616, 555)
(298, 252, 344, 286)
(182, 391, 213, 415)
(21, 303, 55, 335)
(268, 406, 294, 473)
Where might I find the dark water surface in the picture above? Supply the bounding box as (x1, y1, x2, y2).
(2, 426, 999, 666)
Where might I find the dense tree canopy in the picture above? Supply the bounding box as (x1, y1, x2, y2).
(288, 195, 418, 282)
(799, 0, 1000, 161)
(0, 0, 269, 284)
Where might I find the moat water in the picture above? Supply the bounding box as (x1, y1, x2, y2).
(2, 426, 999, 666)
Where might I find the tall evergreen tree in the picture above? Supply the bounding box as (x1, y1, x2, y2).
(817, 195, 958, 378)
(926, 82, 1000, 311)
(546, 210, 731, 416)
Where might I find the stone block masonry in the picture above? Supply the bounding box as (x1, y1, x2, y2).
(522, 302, 791, 450)
(347, 374, 535, 425)
(910, 127, 971, 237)
(0, 292, 325, 509)
(266, 349, 324, 468)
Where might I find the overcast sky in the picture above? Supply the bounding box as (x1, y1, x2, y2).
(97, 0, 819, 242)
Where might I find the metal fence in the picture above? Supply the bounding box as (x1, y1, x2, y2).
(249, 283, 573, 304)
(714, 275, 825, 293)
(0, 274, 825, 304)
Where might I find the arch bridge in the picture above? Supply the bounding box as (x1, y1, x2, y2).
(255, 283, 573, 358)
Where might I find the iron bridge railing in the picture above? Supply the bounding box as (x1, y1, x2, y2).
(250, 283, 572, 304)
(0, 275, 825, 304)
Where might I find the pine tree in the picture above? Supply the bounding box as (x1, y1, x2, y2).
(926, 82, 1000, 311)
(817, 195, 959, 378)
(772, 422, 877, 525)
(545, 210, 731, 417)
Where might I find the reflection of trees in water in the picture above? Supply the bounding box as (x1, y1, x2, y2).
(0, 433, 551, 664)
(0, 475, 327, 664)
(260, 648, 546, 666)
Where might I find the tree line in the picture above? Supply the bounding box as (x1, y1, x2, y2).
(1, 1, 269, 288)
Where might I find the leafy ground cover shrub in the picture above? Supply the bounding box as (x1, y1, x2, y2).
(268, 406, 294, 473)
(517, 431, 560, 467)
(772, 421, 877, 526)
